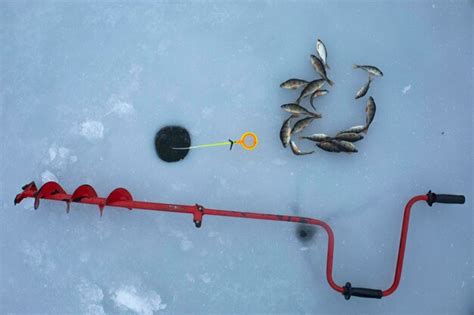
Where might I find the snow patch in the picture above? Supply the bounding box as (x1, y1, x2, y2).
(272, 158, 287, 166)
(21, 241, 56, 274)
(58, 146, 70, 158)
(185, 273, 195, 283)
(180, 238, 194, 251)
(77, 279, 105, 315)
(80, 120, 104, 140)
(41, 170, 58, 183)
(199, 273, 211, 284)
(44, 144, 75, 169)
(402, 84, 412, 94)
(105, 95, 135, 117)
(112, 285, 166, 315)
(48, 147, 57, 161)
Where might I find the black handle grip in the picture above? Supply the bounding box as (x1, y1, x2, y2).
(343, 282, 383, 300)
(427, 191, 466, 206)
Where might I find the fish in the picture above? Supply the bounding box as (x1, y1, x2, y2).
(290, 140, 314, 155)
(296, 79, 326, 103)
(334, 132, 364, 142)
(280, 79, 309, 90)
(317, 141, 341, 153)
(316, 39, 330, 69)
(279, 115, 294, 148)
(310, 55, 334, 86)
(292, 117, 316, 135)
(365, 96, 376, 128)
(337, 125, 367, 135)
(353, 64, 384, 77)
(300, 133, 331, 142)
(355, 77, 372, 99)
(310, 89, 329, 111)
(281, 103, 322, 118)
(332, 140, 358, 153)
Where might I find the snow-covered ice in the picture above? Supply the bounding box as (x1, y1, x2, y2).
(1, 1, 472, 314)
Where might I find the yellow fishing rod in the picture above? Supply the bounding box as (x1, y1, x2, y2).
(173, 132, 258, 151)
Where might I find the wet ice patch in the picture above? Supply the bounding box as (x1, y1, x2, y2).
(41, 170, 58, 183)
(402, 84, 412, 94)
(80, 120, 104, 140)
(112, 285, 166, 315)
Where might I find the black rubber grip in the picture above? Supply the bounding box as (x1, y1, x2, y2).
(426, 191, 466, 206)
(343, 282, 383, 300)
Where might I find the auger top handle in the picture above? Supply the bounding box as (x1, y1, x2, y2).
(14, 182, 466, 300)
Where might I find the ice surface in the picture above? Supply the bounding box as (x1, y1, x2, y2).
(0, 1, 472, 314)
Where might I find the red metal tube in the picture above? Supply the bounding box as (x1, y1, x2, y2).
(382, 194, 428, 297)
(14, 182, 432, 298)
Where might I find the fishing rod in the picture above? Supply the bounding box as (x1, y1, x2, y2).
(14, 181, 465, 300)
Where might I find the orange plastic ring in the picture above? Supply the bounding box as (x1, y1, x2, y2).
(236, 132, 258, 151)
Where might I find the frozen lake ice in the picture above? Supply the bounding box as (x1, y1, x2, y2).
(1, 1, 472, 314)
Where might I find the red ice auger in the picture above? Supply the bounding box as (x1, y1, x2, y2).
(15, 181, 465, 300)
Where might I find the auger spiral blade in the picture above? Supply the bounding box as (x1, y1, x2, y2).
(71, 184, 99, 214)
(34, 181, 68, 210)
(103, 188, 134, 216)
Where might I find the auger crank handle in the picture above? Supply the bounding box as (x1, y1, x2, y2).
(342, 282, 383, 300)
(426, 191, 465, 206)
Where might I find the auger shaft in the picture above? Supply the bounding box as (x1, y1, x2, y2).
(14, 181, 465, 300)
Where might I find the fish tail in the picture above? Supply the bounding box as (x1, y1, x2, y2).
(352, 64, 359, 69)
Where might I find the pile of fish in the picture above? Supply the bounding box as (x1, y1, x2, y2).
(279, 39, 383, 155)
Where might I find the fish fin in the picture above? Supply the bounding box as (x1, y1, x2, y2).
(326, 78, 334, 86)
(326, 63, 331, 70)
(353, 64, 359, 69)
